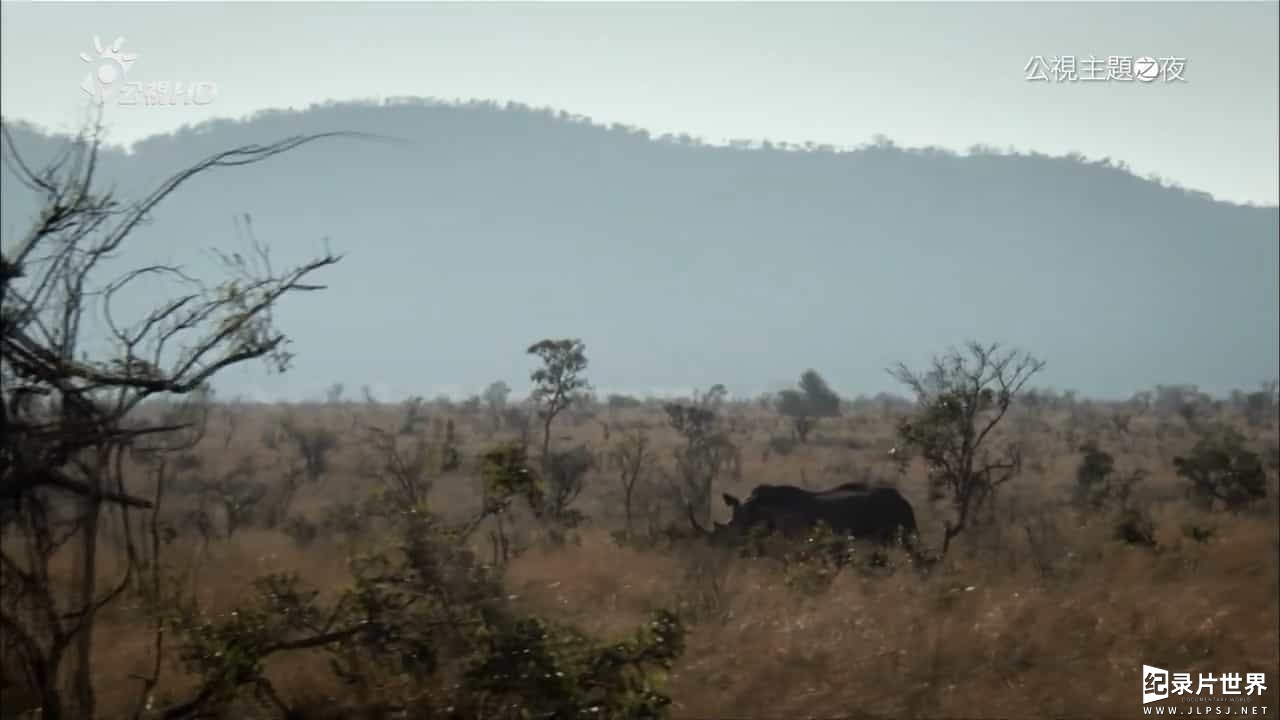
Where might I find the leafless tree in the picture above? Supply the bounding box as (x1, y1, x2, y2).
(354, 400, 443, 508)
(608, 427, 655, 538)
(0, 119, 344, 719)
(266, 409, 339, 517)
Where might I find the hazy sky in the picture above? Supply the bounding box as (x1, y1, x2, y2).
(2, 2, 1277, 206)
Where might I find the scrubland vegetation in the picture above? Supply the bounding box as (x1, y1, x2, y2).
(3, 128, 1277, 720)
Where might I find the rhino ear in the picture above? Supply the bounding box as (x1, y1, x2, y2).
(722, 493, 740, 509)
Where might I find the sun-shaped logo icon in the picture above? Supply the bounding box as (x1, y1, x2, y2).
(79, 36, 138, 102)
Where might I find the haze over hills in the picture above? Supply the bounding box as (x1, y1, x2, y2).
(2, 98, 1277, 401)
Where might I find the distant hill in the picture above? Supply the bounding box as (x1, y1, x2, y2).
(2, 99, 1277, 400)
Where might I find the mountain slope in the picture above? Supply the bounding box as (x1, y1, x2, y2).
(2, 99, 1276, 399)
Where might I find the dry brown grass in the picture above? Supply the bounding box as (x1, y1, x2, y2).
(10, 401, 1279, 719)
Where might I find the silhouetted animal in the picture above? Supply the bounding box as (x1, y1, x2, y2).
(692, 481, 918, 548)
(743, 481, 869, 504)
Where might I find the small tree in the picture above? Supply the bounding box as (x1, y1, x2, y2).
(324, 382, 345, 405)
(356, 402, 443, 508)
(201, 458, 268, 538)
(1241, 380, 1278, 428)
(606, 393, 642, 411)
(483, 380, 511, 432)
(479, 442, 545, 564)
(527, 338, 590, 468)
(541, 444, 594, 537)
(270, 411, 339, 516)
(566, 389, 598, 426)
(1174, 426, 1268, 511)
(1074, 443, 1114, 507)
(1073, 442, 1145, 512)
(502, 404, 534, 452)
(889, 342, 1045, 556)
(776, 369, 841, 443)
(701, 383, 729, 411)
(609, 427, 655, 538)
(665, 390, 740, 527)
